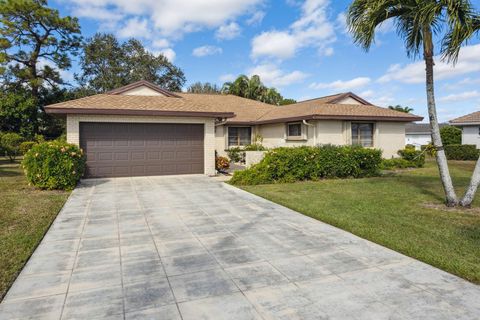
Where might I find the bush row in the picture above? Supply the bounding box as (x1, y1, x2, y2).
(230, 145, 382, 185)
(444, 144, 480, 161)
(0, 132, 45, 161)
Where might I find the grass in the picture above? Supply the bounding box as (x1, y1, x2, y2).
(0, 158, 69, 300)
(239, 160, 480, 284)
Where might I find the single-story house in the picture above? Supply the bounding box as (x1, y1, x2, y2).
(45, 80, 422, 178)
(450, 112, 480, 148)
(405, 122, 446, 149)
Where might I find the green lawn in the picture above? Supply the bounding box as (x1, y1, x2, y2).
(0, 159, 69, 300)
(239, 160, 480, 284)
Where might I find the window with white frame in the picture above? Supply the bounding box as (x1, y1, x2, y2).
(351, 123, 374, 147)
(228, 127, 252, 147)
(286, 122, 304, 140)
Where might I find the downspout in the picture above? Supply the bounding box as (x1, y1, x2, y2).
(303, 119, 316, 146)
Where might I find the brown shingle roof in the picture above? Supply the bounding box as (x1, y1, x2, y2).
(45, 82, 423, 123)
(450, 111, 480, 124)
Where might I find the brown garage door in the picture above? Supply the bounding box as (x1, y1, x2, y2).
(80, 122, 204, 178)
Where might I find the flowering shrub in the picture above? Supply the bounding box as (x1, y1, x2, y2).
(22, 141, 86, 190)
(230, 145, 382, 185)
(215, 155, 230, 172)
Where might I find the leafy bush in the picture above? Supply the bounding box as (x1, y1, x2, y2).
(397, 146, 425, 167)
(22, 141, 86, 190)
(440, 126, 461, 145)
(444, 144, 479, 160)
(1, 132, 24, 162)
(230, 145, 382, 185)
(244, 143, 267, 151)
(216, 155, 230, 171)
(226, 147, 245, 163)
(380, 158, 417, 170)
(19, 141, 36, 155)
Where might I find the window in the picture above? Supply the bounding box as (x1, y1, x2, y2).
(228, 127, 252, 147)
(351, 123, 374, 147)
(287, 122, 304, 140)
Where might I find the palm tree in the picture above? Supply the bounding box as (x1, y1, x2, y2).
(348, 0, 479, 207)
(388, 105, 413, 113)
(222, 75, 284, 105)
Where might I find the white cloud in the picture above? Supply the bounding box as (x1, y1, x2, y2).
(248, 63, 308, 87)
(215, 22, 241, 40)
(251, 31, 297, 59)
(379, 44, 480, 84)
(323, 47, 334, 56)
(219, 73, 236, 82)
(69, 0, 261, 37)
(159, 48, 176, 62)
(117, 17, 150, 39)
(152, 39, 170, 49)
(246, 11, 265, 26)
(192, 45, 223, 57)
(439, 91, 480, 102)
(250, 0, 335, 60)
(309, 77, 371, 91)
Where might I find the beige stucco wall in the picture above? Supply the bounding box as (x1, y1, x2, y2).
(66, 114, 216, 176)
(374, 122, 406, 158)
(216, 120, 406, 159)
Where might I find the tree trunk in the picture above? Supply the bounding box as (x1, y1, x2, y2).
(423, 28, 458, 206)
(459, 158, 480, 206)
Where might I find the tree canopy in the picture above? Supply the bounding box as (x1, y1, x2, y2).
(221, 75, 295, 105)
(187, 82, 221, 94)
(388, 105, 414, 113)
(76, 33, 186, 93)
(0, 0, 82, 137)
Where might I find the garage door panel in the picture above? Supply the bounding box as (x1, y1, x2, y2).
(80, 123, 204, 178)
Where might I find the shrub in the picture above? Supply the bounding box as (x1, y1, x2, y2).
(380, 158, 417, 170)
(226, 147, 245, 163)
(244, 143, 266, 151)
(230, 145, 382, 185)
(1, 132, 24, 162)
(440, 126, 461, 145)
(397, 146, 425, 167)
(444, 144, 479, 160)
(22, 141, 86, 190)
(19, 141, 36, 155)
(215, 155, 230, 171)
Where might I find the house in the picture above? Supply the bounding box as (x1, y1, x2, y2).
(405, 123, 446, 149)
(45, 80, 422, 178)
(450, 112, 480, 148)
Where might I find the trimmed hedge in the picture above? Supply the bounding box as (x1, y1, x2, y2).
(22, 141, 86, 190)
(444, 144, 479, 160)
(440, 126, 461, 145)
(230, 145, 382, 185)
(380, 158, 415, 170)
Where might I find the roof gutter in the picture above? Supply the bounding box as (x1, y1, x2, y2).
(44, 107, 235, 119)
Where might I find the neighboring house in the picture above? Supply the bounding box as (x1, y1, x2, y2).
(405, 123, 446, 149)
(450, 112, 480, 148)
(45, 80, 422, 178)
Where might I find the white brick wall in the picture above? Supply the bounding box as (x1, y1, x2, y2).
(66, 114, 216, 176)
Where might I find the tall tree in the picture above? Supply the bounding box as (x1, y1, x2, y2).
(348, 0, 480, 207)
(222, 74, 288, 105)
(187, 82, 221, 94)
(76, 33, 186, 93)
(0, 0, 81, 135)
(388, 105, 413, 113)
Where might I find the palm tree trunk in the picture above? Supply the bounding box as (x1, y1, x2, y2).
(423, 28, 458, 206)
(459, 159, 480, 207)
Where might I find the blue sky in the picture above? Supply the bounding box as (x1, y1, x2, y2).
(52, 0, 480, 122)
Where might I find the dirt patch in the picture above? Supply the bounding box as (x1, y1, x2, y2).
(423, 202, 480, 215)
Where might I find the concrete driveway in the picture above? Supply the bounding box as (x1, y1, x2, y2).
(1, 175, 479, 320)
